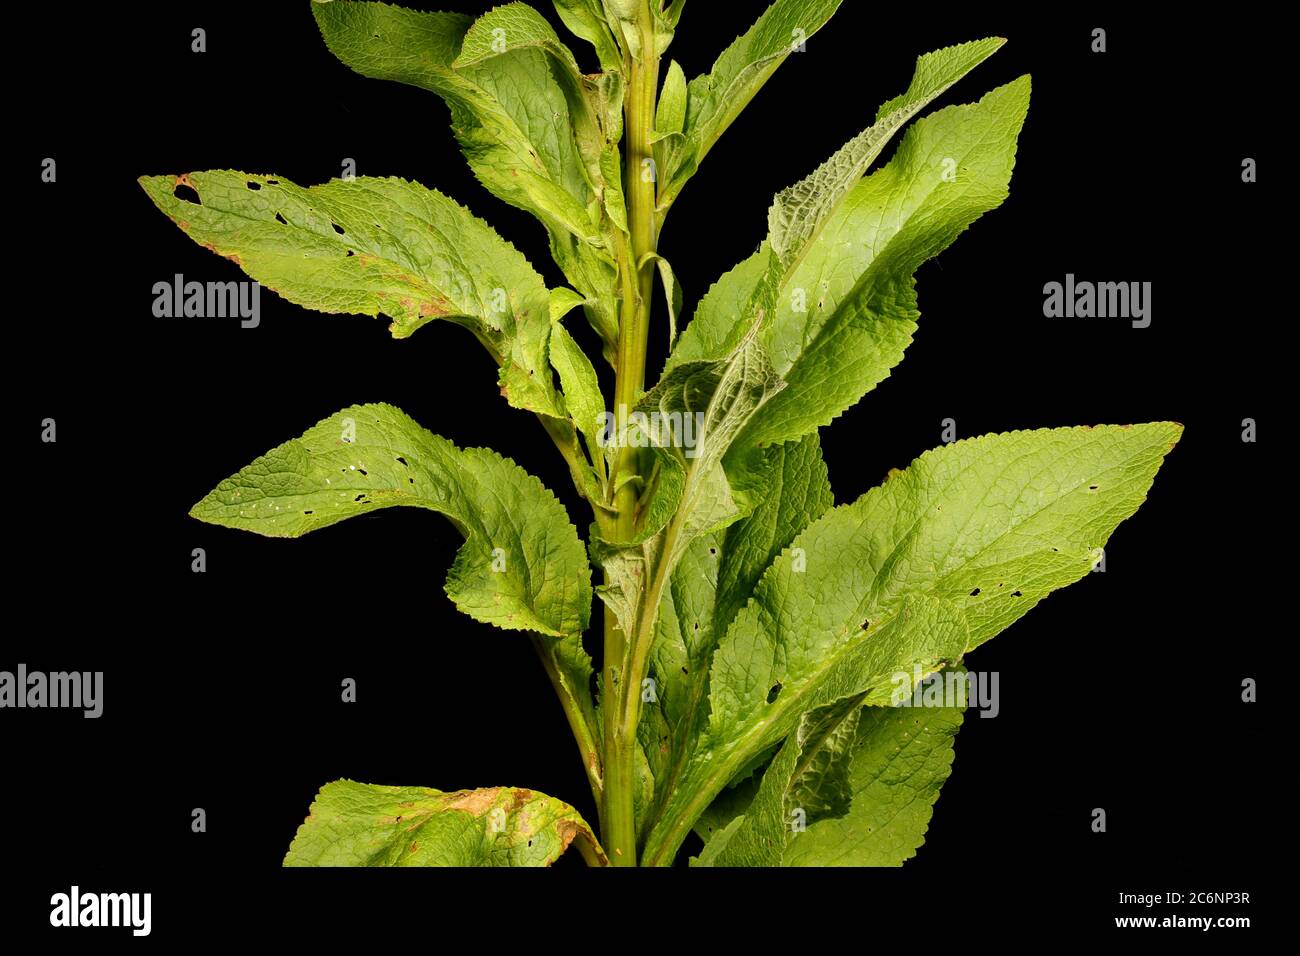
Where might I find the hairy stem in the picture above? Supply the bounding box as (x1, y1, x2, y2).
(602, 2, 661, 867)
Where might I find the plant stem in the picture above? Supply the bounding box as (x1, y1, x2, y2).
(602, 2, 660, 867)
(531, 637, 603, 803)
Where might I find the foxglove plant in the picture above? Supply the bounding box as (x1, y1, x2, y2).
(141, 0, 1179, 866)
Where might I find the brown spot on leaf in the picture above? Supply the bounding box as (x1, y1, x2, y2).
(445, 787, 502, 816)
(408, 842, 419, 853)
(175, 174, 193, 188)
(553, 819, 608, 866)
(419, 297, 451, 317)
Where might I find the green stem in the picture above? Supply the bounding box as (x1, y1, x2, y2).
(602, 2, 660, 867)
(531, 636, 603, 804)
(471, 300, 617, 816)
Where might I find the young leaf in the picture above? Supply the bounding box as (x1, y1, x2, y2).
(643, 432, 832, 832)
(651, 59, 687, 143)
(783, 685, 965, 866)
(658, 0, 845, 210)
(667, 37, 1011, 376)
(312, 0, 629, 356)
(696, 674, 966, 866)
(552, 0, 622, 71)
(594, 319, 787, 652)
(665, 244, 770, 373)
(550, 320, 607, 447)
(549, 285, 588, 323)
(704, 690, 868, 866)
(599, 144, 629, 233)
(139, 170, 562, 418)
(766, 37, 1005, 269)
(643, 423, 1181, 865)
(591, 336, 784, 711)
(312, 1, 596, 243)
(284, 779, 605, 866)
(632, 325, 785, 570)
(739, 77, 1033, 449)
(713, 431, 833, 638)
(643, 0, 683, 58)
(453, 3, 606, 184)
(455, 2, 585, 77)
(641, 251, 684, 346)
(289, 0, 638, 353)
(642, 534, 721, 761)
(190, 403, 593, 640)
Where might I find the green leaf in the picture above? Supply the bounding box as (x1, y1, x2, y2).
(740, 77, 1032, 448)
(651, 59, 687, 143)
(692, 766, 761, 847)
(783, 681, 965, 866)
(312, 0, 596, 244)
(453, 3, 606, 185)
(550, 234, 621, 358)
(550, 319, 607, 446)
(643, 533, 721, 755)
(696, 672, 967, 866)
(635, 324, 785, 567)
(552, 0, 622, 71)
(139, 170, 562, 418)
(706, 691, 867, 866)
(667, 38, 1011, 380)
(664, 244, 769, 372)
(766, 37, 1005, 270)
(454, 2, 583, 77)
(599, 144, 629, 233)
(595, 318, 787, 651)
(190, 402, 593, 640)
(656, 432, 832, 834)
(714, 431, 833, 638)
(549, 285, 587, 323)
(643, 433, 832, 840)
(284, 779, 605, 866)
(600, 0, 641, 59)
(690, 814, 744, 866)
(649, 0, 683, 56)
(656, 0, 686, 30)
(601, 333, 790, 795)
(643, 423, 1181, 865)
(641, 251, 684, 346)
(659, 0, 845, 209)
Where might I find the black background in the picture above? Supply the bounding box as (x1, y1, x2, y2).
(10, 0, 1286, 941)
